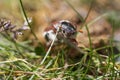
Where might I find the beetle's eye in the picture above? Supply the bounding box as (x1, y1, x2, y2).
(45, 33, 49, 41)
(62, 30, 65, 33)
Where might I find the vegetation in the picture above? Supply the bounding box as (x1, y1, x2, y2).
(0, 0, 120, 80)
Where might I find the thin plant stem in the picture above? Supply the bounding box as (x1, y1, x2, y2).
(110, 19, 115, 79)
(85, 25, 92, 50)
(84, 0, 94, 23)
(0, 58, 35, 68)
(40, 25, 60, 65)
(5, 68, 14, 80)
(95, 45, 111, 51)
(87, 12, 110, 27)
(18, 0, 39, 41)
(81, 0, 95, 29)
(81, 25, 93, 80)
(64, 0, 84, 23)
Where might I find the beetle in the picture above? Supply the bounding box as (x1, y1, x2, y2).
(43, 20, 82, 46)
